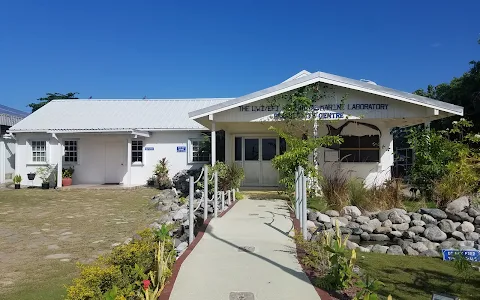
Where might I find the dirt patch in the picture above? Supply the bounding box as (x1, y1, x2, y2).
(0, 188, 161, 299)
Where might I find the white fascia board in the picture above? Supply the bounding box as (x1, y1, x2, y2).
(131, 130, 150, 138)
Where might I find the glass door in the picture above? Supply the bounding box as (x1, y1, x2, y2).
(243, 138, 261, 186)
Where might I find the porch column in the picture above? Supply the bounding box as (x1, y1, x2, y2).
(127, 138, 132, 185)
(211, 121, 216, 166)
(57, 139, 63, 188)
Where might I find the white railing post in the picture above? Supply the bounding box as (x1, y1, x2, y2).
(301, 167, 308, 240)
(214, 171, 218, 218)
(227, 190, 231, 206)
(189, 176, 194, 244)
(221, 191, 225, 211)
(203, 165, 208, 222)
(232, 189, 236, 202)
(295, 168, 300, 220)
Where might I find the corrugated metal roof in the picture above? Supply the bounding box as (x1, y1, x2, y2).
(189, 70, 464, 119)
(9, 99, 231, 132)
(0, 114, 25, 127)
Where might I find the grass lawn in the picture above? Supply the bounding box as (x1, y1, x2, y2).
(357, 252, 480, 300)
(0, 187, 161, 300)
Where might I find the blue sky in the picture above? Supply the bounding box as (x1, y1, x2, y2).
(1, 0, 479, 112)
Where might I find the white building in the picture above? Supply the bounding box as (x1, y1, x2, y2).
(0, 105, 28, 183)
(9, 70, 463, 188)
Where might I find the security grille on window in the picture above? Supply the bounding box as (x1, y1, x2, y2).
(32, 141, 46, 162)
(132, 140, 143, 163)
(64, 140, 78, 162)
(191, 140, 210, 162)
(339, 135, 380, 162)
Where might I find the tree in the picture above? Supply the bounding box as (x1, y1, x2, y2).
(28, 92, 79, 112)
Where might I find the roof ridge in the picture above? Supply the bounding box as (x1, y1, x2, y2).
(51, 98, 233, 102)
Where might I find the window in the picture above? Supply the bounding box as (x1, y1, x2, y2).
(235, 137, 242, 161)
(132, 140, 143, 163)
(190, 139, 210, 163)
(244, 138, 259, 161)
(262, 138, 277, 161)
(339, 135, 380, 162)
(31, 141, 47, 162)
(64, 140, 78, 163)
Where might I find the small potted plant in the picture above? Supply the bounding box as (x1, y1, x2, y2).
(36, 165, 53, 189)
(13, 175, 22, 189)
(62, 167, 74, 187)
(147, 175, 156, 187)
(27, 172, 36, 181)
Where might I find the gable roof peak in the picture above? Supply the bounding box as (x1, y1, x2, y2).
(282, 70, 311, 83)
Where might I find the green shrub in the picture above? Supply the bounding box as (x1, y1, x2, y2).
(354, 275, 385, 300)
(199, 162, 245, 192)
(347, 179, 369, 209)
(65, 227, 175, 300)
(154, 158, 172, 189)
(293, 231, 329, 276)
(235, 191, 244, 200)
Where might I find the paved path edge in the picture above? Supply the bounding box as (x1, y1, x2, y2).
(159, 200, 239, 300)
(290, 210, 333, 300)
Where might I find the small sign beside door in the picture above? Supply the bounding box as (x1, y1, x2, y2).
(144, 147, 154, 151)
(177, 146, 186, 152)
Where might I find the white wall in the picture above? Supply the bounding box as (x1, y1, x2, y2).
(14, 131, 205, 186)
(0, 137, 16, 183)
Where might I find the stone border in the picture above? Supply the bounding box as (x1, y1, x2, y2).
(159, 200, 239, 300)
(290, 210, 332, 300)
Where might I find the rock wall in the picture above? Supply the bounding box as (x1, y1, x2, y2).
(307, 196, 480, 256)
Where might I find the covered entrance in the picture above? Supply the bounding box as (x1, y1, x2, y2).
(235, 136, 279, 187)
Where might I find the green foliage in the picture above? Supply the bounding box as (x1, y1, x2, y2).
(28, 92, 79, 112)
(179, 197, 187, 205)
(408, 119, 480, 201)
(320, 223, 357, 291)
(293, 231, 329, 275)
(354, 275, 385, 300)
(62, 166, 75, 178)
(65, 227, 175, 300)
(235, 191, 244, 200)
(320, 170, 350, 210)
(453, 252, 474, 282)
(36, 165, 54, 183)
(154, 158, 172, 189)
(198, 162, 245, 192)
(13, 174, 22, 184)
(271, 126, 341, 194)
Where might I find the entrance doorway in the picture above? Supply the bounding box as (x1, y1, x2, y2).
(235, 137, 279, 186)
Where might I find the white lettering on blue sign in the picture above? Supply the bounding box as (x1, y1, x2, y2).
(177, 146, 186, 152)
(144, 147, 154, 151)
(442, 249, 480, 262)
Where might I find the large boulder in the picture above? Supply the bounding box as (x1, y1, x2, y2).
(404, 246, 419, 256)
(419, 249, 441, 257)
(317, 212, 331, 223)
(423, 226, 447, 242)
(475, 216, 480, 225)
(331, 217, 348, 227)
(446, 196, 469, 214)
(459, 221, 475, 233)
(466, 232, 480, 241)
(438, 219, 456, 233)
(374, 227, 392, 234)
(388, 211, 405, 224)
(452, 231, 466, 241)
(372, 244, 389, 254)
(411, 220, 426, 227)
(369, 234, 390, 241)
(325, 210, 340, 217)
(382, 220, 393, 228)
(360, 232, 371, 241)
(308, 211, 318, 221)
(172, 169, 202, 195)
(360, 224, 374, 234)
(356, 216, 370, 224)
(468, 207, 480, 218)
(402, 231, 415, 239)
(341, 206, 362, 218)
(421, 214, 437, 224)
(392, 223, 410, 231)
(410, 242, 428, 253)
(411, 213, 422, 221)
(420, 208, 447, 220)
(367, 219, 382, 229)
(409, 226, 425, 234)
(387, 245, 405, 255)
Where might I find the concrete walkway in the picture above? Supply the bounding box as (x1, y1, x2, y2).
(169, 198, 321, 300)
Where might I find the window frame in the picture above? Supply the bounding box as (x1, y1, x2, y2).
(339, 135, 380, 163)
(131, 139, 144, 165)
(188, 138, 210, 164)
(63, 139, 79, 164)
(29, 140, 48, 165)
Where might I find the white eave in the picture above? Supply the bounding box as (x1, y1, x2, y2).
(189, 71, 464, 119)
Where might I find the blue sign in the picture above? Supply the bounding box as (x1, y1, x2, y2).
(144, 147, 154, 151)
(177, 146, 186, 153)
(442, 249, 480, 262)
